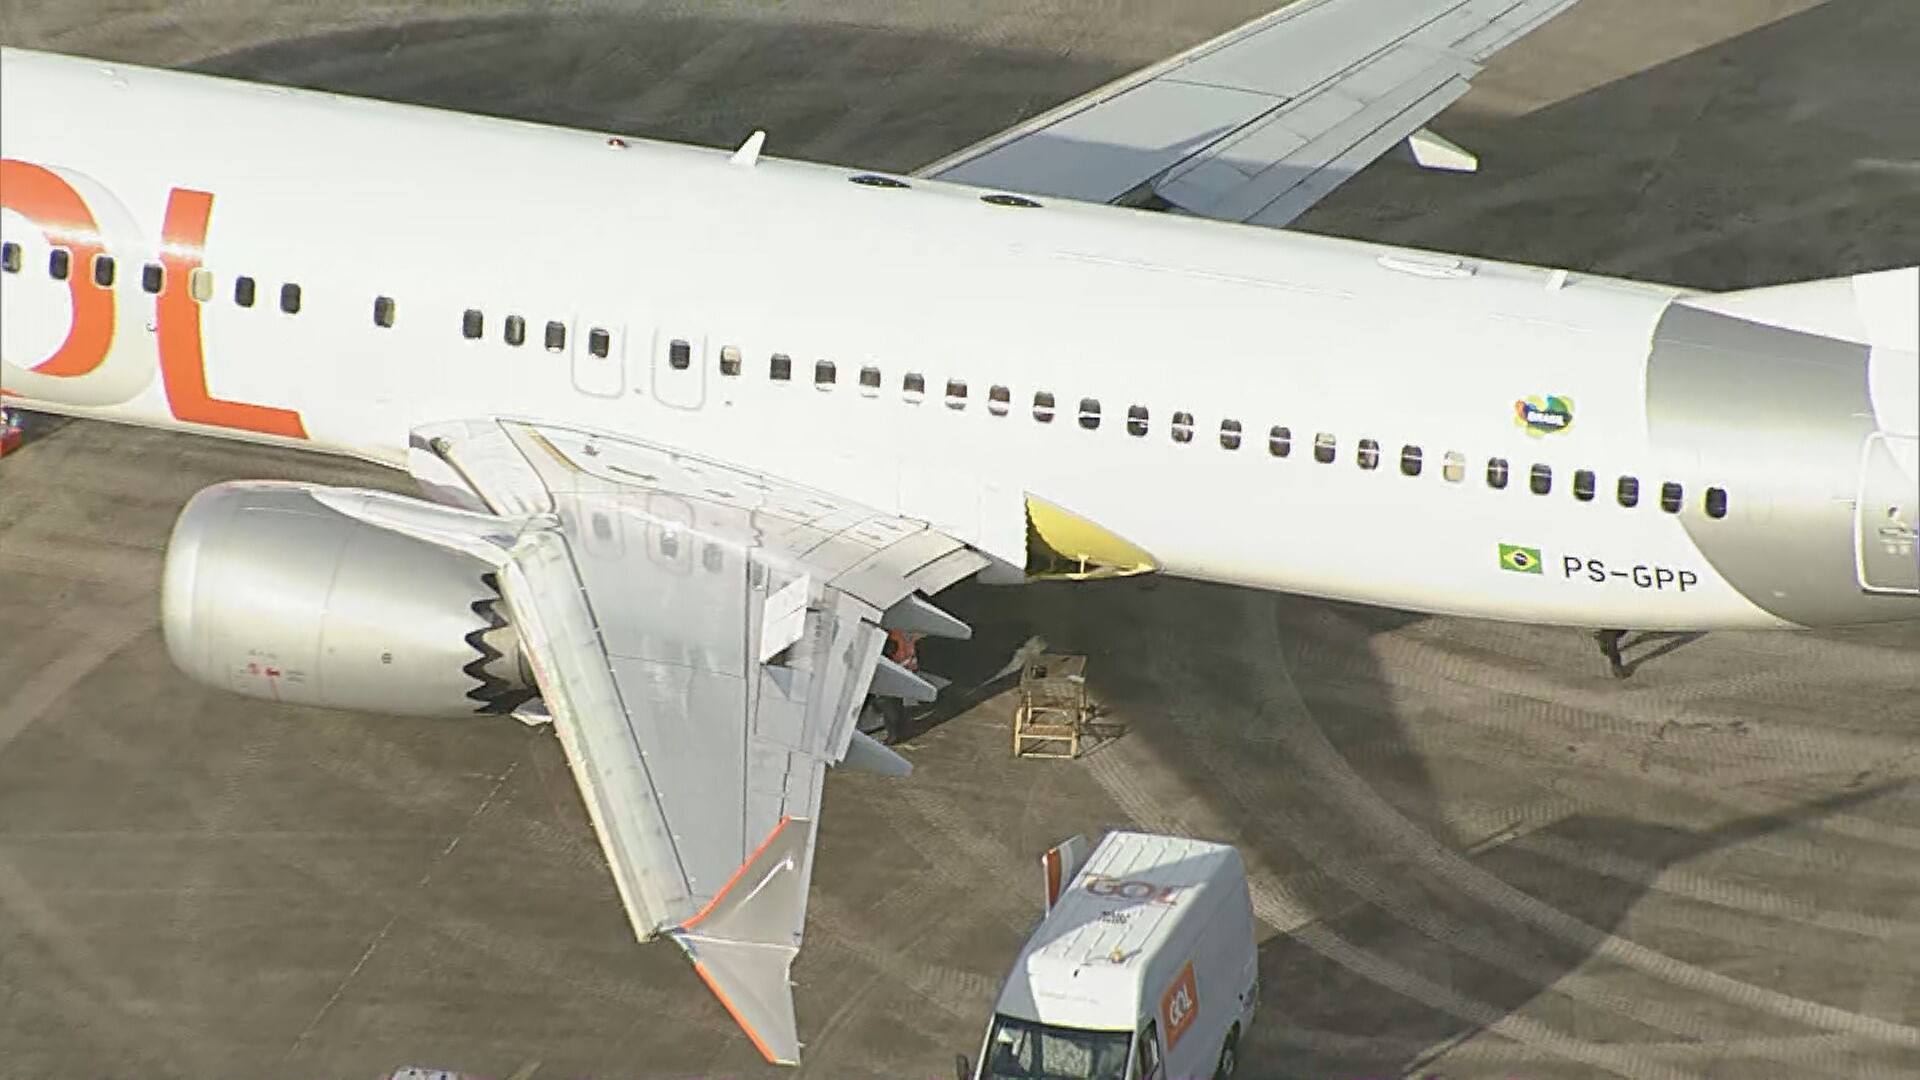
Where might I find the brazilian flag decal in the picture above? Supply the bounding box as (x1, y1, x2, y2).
(1499, 544, 1543, 574)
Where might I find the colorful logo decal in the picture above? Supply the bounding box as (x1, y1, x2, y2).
(1515, 395, 1574, 436)
(1499, 544, 1543, 574)
(1159, 960, 1199, 1050)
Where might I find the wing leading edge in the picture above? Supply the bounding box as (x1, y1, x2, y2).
(336, 419, 983, 1063)
(919, 0, 1580, 228)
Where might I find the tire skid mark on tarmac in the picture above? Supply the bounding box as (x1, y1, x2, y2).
(1407, 679, 1920, 856)
(1138, 631, 1781, 1049)
(1513, 830, 1918, 943)
(1238, 597, 1920, 1050)
(1438, 1028, 1917, 1079)
(1082, 736, 1705, 1080)
(1372, 631, 1920, 788)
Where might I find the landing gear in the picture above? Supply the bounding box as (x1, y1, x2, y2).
(1593, 629, 1629, 679)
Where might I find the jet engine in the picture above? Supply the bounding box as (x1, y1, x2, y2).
(161, 482, 533, 718)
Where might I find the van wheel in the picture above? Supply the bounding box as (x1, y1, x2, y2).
(1214, 1024, 1240, 1080)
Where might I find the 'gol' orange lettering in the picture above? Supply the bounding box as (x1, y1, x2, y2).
(157, 188, 306, 439)
(0, 158, 115, 379)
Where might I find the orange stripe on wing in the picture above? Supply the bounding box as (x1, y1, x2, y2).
(690, 959, 785, 1064)
(678, 815, 794, 932)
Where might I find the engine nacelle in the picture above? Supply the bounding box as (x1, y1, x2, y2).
(162, 482, 532, 718)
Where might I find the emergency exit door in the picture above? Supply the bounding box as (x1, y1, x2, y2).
(1855, 432, 1919, 594)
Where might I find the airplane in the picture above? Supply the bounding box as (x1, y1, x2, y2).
(3, 0, 1916, 1064)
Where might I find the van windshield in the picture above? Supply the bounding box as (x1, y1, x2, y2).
(981, 1014, 1132, 1080)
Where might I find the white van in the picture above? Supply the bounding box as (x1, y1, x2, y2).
(965, 832, 1258, 1080)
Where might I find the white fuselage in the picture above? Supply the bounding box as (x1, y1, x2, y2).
(6, 48, 1913, 630)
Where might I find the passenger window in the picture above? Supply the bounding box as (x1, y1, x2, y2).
(859, 365, 881, 390)
(1312, 432, 1336, 464)
(373, 296, 396, 327)
(1171, 412, 1194, 444)
(462, 308, 484, 339)
(0, 240, 18, 273)
(702, 543, 725, 575)
(1660, 481, 1684, 513)
(1077, 398, 1101, 430)
(769, 352, 791, 380)
(1033, 391, 1056, 423)
(49, 248, 71, 280)
(545, 321, 567, 352)
(721, 346, 743, 376)
(1705, 486, 1728, 519)
(816, 360, 837, 387)
(946, 379, 967, 408)
(141, 263, 164, 294)
(903, 372, 925, 400)
(1127, 405, 1149, 437)
(504, 314, 526, 346)
(1357, 438, 1380, 470)
(1268, 425, 1290, 457)
(1487, 457, 1509, 489)
(1617, 475, 1640, 508)
(1220, 419, 1243, 450)
(1573, 469, 1596, 501)
(1443, 451, 1466, 483)
(279, 282, 301, 314)
(1529, 463, 1553, 495)
(670, 340, 693, 370)
(234, 275, 255, 307)
(189, 268, 212, 302)
(1400, 445, 1423, 477)
(588, 327, 611, 358)
(93, 254, 115, 288)
(988, 385, 1010, 416)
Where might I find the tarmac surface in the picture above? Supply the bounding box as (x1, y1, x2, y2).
(2, 1, 1918, 1078)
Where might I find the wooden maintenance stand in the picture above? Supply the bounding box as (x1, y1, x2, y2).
(1014, 653, 1091, 759)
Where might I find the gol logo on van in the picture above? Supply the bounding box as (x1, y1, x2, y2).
(1083, 875, 1183, 905)
(1159, 961, 1199, 1050)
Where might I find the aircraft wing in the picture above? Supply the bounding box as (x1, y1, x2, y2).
(379, 419, 985, 1064)
(917, 0, 1579, 228)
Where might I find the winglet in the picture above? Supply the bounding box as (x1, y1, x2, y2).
(671, 816, 810, 1065)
